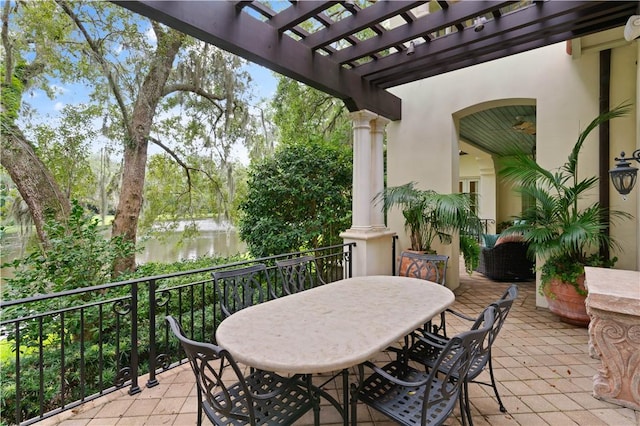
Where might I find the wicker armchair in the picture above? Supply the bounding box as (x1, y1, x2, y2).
(476, 241, 534, 281)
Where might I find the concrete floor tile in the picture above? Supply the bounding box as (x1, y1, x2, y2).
(500, 396, 533, 414)
(122, 399, 160, 417)
(171, 413, 198, 425)
(518, 394, 558, 412)
(509, 412, 549, 425)
(566, 392, 621, 410)
(520, 379, 561, 394)
(94, 400, 134, 419)
(181, 396, 199, 413)
(470, 396, 506, 415)
(56, 420, 91, 426)
(72, 406, 102, 419)
(143, 415, 174, 425)
(528, 366, 563, 379)
(506, 367, 540, 380)
(564, 410, 609, 425)
(544, 378, 585, 394)
(151, 397, 186, 415)
(537, 411, 580, 425)
(569, 363, 599, 377)
(590, 408, 639, 426)
(492, 368, 520, 381)
(162, 381, 194, 398)
(542, 393, 583, 411)
(85, 418, 119, 426)
(501, 380, 539, 396)
(483, 413, 519, 425)
(493, 356, 522, 368)
(114, 416, 149, 426)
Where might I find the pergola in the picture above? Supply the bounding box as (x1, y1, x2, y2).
(114, 0, 638, 277)
(115, 1, 636, 121)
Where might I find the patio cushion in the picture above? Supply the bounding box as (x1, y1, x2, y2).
(482, 233, 500, 249)
(494, 233, 525, 246)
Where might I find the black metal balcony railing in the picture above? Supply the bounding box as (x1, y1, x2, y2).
(0, 244, 355, 425)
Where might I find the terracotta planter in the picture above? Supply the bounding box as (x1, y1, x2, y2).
(543, 274, 589, 327)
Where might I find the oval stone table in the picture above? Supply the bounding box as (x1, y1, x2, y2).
(216, 275, 455, 425)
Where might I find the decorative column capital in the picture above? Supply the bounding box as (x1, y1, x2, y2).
(349, 110, 379, 128)
(370, 116, 390, 135)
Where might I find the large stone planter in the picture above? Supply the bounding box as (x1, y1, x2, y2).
(585, 267, 640, 411)
(543, 275, 590, 327)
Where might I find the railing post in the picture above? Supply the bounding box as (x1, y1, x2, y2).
(347, 243, 354, 278)
(391, 235, 398, 276)
(147, 279, 159, 388)
(129, 282, 141, 395)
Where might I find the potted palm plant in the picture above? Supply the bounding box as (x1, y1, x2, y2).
(374, 182, 482, 275)
(500, 104, 632, 326)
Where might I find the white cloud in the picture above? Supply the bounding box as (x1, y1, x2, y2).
(54, 102, 65, 111)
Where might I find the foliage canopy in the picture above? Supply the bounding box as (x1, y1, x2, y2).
(238, 141, 352, 257)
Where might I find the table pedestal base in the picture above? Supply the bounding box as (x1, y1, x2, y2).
(587, 308, 640, 411)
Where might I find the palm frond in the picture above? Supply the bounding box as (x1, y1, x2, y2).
(565, 103, 632, 175)
(498, 104, 632, 269)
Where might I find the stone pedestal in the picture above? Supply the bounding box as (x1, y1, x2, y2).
(584, 267, 640, 411)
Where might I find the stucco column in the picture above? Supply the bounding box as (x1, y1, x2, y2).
(371, 115, 390, 228)
(341, 110, 395, 277)
(349, 110, 377, 229)
(478, 158, 497, 234)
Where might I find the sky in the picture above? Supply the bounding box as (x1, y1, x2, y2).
(27, 62, 278, 121)
(24, 60, 279, 164)
(19, 3, 282, 165)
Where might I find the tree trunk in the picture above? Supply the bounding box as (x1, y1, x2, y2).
(111, 30, 184, 274)
(0, 124, 71, 247)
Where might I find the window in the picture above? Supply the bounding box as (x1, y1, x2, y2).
(459, 178, 479, 214)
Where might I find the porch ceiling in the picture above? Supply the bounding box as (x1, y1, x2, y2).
(460, 105, 536, 157)
(113, 1, 637, 121)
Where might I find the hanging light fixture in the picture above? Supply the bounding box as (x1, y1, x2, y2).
(474, 17, 487, 32)
(406, 41, 415, 56)
(609, 150, 640, 196)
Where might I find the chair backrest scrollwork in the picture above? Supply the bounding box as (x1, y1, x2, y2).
(212, 263, 271, 319)
(276, 255, 326, 295)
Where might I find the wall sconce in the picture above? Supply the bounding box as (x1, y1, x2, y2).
(406, 41, 415, 56)
(609, 149, 640, 196)
(474, 17, 487, 32)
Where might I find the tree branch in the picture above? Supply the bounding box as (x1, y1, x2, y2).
(2, 1, 12, 84)
(162, 83, 226, 110)
(56, 0, 132, 135)
(147, 135, 225, 199)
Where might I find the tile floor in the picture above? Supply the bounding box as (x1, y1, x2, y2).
(37, 269, 639, 425)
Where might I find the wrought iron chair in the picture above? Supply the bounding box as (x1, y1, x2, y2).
(351, 307, 496, 426)
(166, 315, 319, 426)
(398, 251, 450, 335)
(407, 284, 519, 418)
(275, 255, 326, 296)
(212, 263, 272, 319)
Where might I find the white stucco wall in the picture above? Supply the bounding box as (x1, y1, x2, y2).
(386, 36, 638, 303)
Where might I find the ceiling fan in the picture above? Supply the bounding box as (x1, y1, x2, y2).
(511, 116, 536, 135)
(624, 8, 640, 41)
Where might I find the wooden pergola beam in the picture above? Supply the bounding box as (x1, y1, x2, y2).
(113, 0, 402, 120)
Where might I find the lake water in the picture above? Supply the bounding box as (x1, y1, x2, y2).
(1, 219, 246, 269)
(138, 220, 246, 263)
